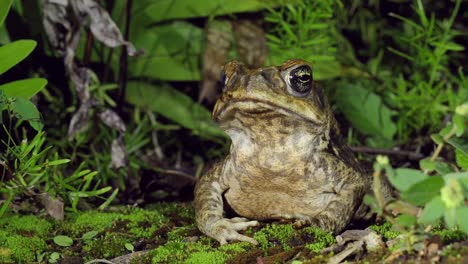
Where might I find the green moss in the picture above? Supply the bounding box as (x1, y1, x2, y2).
(149, 236, 248, 263)
(69, 211, 120, 235)
(218, 241, 250, 254)
(0, 214, 53, 237)
(432, 229, 467, 244)
(369, 222, 399, 240)
(254, 224, 295, 251)
(303, 226, 335, 253)
(82, 232, 130, 260)
(186, 251, 228, 264)
(151, 240, 211, 263)
(167, 225, 196, 241)
(0, 230, 47, 263)
(149, 203, 194, 220)
(121, 208, 167, 239)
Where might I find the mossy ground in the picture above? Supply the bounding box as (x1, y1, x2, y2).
(0, 204, 466, 263)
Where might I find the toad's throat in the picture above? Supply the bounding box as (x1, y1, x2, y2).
(215, 99, 321, 127)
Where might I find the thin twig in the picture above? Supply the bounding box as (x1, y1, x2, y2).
(350, 146, 424, 160)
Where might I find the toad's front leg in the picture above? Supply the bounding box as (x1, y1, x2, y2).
(194, 163, 259, 245)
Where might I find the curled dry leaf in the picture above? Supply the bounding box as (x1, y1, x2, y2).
(70, 0, 136, 55)
(42, 0, 135, 168)
(67, 101, 94, 138)
(111, 135, 128, 169)
(99, 109, 126, 133)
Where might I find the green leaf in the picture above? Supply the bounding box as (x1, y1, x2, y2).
(388, 168, 428, 192)
(431, 134, 443, 145)
(0, 40, 37, 75)
(128, 21, 202, 81)
(435, 161, 454, 175)
(400, 176, 444, 206)
(444, 208, 457, 229)
(125, 243, 134, 251)
(419, 196, 444, 224)
(395, 214, 417, 227)
(49, 252, 60, 263)
(0, 0, 13, 26)
(453, 114, 465, 136)
(455, 149, 468, 170)
(456, 207, 468, 233)
(443, 172, 468, 191)
(447, 137, 468, 156)
(419, 158, 436, 172)
(0, 78, 47, 99)
(53, 235, 73, 247)
(82, 231, 98, 240)
(126, 81, 226, 140)
(11, 97, 43, 131)
(439, 125, 453, 138)
(48, 159, 71, 166)
(145, 0, 289, 22)
(334, 83, 396, 144)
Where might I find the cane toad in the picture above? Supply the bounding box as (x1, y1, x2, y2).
(195, 60, 392, 245)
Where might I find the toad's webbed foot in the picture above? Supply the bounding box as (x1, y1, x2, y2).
(205, 217, 259, 245)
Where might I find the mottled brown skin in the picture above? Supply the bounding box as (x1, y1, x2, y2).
(195, 60, 390, 245)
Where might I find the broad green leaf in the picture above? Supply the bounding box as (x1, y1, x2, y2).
(400, 176, 444, 206)
(419, 196, 444, 224)
(128, 21, 202, 81)
(447, 137, 468, 156)
(0, 0, 13, 26)
(145, 0, 290, 22)
(439, 125, 453, 138)
(0, 78, 47, 99)
(82, 231, 98, 240)
(455, 149, 468, 170)
(456, 207, 468, 233)
(444, 208, 457, 228)
(443, 172, 468, 191)
(395, 214, 417, 227)
(0, 40, 36, 75)
(431, 134, 443, 145)
(53, 235, 73, 247)
(125, 243, 134, 251)
(419, 158, 436, 172)
(50, 252, 60, 261)
(334, 84, 396, 144)
(435, 161, 454, 175)
(126, 81, 226, 140)
(11, 96, 43, 131)
(388, 168, 428, 192)
(453, 114, 465, 136)
(441, 179, 464, 208)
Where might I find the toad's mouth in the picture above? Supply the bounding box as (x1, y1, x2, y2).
(214, 98, 323, 127)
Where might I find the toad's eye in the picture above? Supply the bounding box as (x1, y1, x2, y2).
(288, 65, 313, 95)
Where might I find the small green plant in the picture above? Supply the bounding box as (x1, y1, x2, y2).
(366, 103, 468, 251)
(266, 0, 341, 80)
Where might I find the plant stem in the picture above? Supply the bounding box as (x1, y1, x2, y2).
(430, 126, 457, 162)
